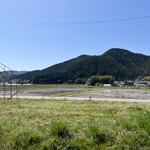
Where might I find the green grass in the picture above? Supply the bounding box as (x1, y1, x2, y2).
(3, 83, 149, 90)
(18, 84, 88, 89)
(50, 90, 93, 97)
(50, 91, 85, 97)
(0, 99, 150, 149)
(50, 120, 70, 138)
(87, 122, 111, 144)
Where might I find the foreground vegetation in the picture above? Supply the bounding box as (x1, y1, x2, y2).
(0, 99, 150, 149)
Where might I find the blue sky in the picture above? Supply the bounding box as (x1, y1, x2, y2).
(0, 0, 150, 71)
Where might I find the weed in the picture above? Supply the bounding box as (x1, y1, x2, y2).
(119, 116, 137, 131)
(137, 113, 150, 134)
(128, 105, 144, 111)
(41, 137, 88, 150)
(103, 108, 119, 115)
(12, 128, 42, 149)
(50, 120, 70, 138)
(41, 138, 61, 150)
(68, 137, 92, 150)
(87, 122, 110, 144)
(114, 130, 150, 150)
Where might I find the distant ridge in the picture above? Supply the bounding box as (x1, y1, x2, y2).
(0, 71, 28, 82)
(16, 48, 150, 84)
(11, 71, 28, 75)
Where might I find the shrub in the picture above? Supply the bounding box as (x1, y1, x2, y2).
(75, 78, 87, 84)
(142, 76, 150, 81)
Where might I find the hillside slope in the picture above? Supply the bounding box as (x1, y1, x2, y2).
(16, 48, 150, 83)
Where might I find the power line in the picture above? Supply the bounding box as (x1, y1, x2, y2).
(34, 15, 150, 26)
(1, 15, 150, 26)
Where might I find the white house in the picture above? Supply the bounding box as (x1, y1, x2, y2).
(103, 84, 111, 87)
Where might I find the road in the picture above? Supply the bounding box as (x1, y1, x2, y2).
(3, 95, 150, 104)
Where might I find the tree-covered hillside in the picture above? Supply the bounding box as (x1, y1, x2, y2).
(16, 48, 150, 84)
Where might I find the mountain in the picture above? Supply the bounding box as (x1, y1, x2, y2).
(0, 71, 28, 82)
(15, 48, 150, 84)
(12, 71, 27, 75)
(8, 71, 28, 75)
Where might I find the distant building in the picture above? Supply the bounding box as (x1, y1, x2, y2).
(103, 84, 111, 87)
(135, 81, 150, 87)
(113, 81, 126, 87)
(118, 81, 126, 87)
(126, 81, 135, 87)
(136, 84, 147, 88)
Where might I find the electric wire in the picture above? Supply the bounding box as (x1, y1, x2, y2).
(0, 15, 150, 26)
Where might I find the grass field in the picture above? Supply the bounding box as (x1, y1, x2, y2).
(0, 99, 150, 150)
(2, 83, 149, 90)
(18, 84, 87, 89)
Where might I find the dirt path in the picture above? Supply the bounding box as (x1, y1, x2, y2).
(1, 95, 149, 104)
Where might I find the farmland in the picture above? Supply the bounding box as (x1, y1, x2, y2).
(17, 85, 150, 100)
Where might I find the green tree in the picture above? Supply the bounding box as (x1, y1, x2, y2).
(75, 78, 87, 84)
(87, 75, 115, 86)
(142, 76, 150, 81)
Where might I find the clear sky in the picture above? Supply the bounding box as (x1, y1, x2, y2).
(0, 0, 150, 71)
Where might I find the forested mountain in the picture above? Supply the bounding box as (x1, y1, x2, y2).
(16, 48, 150, 84)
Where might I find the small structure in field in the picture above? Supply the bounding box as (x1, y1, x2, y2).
(126, 81, 135, 87)
(103, 84, 111, 87)
(0, 63, 19, 100)
(135, 81, 150, 87)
